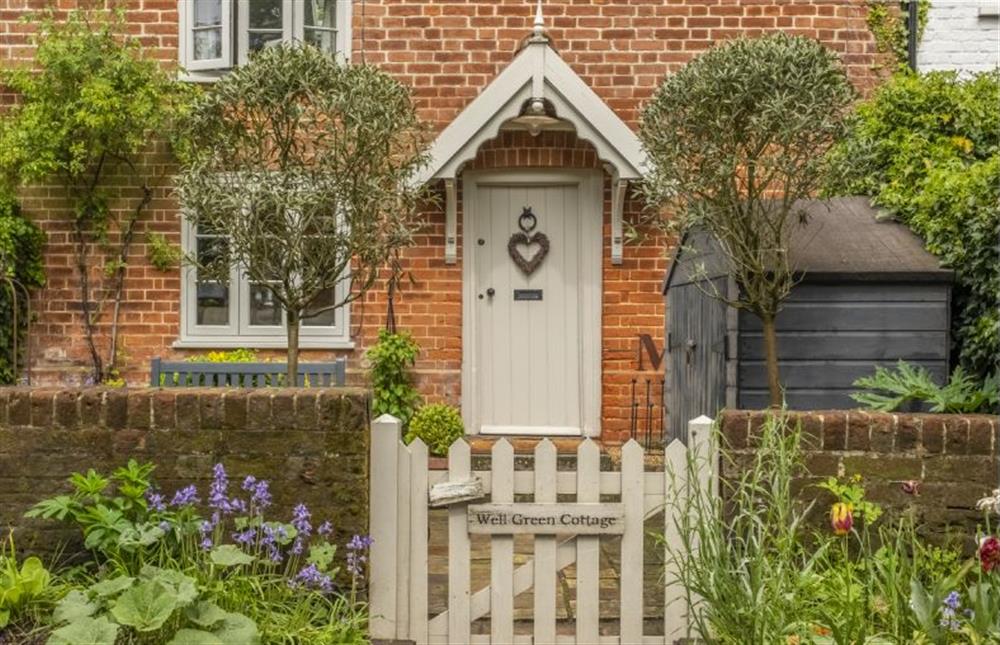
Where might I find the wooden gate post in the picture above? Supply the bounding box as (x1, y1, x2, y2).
(664, 416, 716, 642)
(370, 414, 402, 640)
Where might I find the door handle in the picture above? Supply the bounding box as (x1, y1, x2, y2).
(486, 288, 495, 298)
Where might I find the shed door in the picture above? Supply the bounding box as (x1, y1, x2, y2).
(466, 175, 601, 436)
(666, 280, 728, 443)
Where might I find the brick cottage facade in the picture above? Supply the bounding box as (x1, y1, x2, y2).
(1, 0, 892, 443)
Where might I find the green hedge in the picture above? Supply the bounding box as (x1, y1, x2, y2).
(826, 71, 1000, 379)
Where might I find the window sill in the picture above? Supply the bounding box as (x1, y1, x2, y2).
(172, 337, 355, 350)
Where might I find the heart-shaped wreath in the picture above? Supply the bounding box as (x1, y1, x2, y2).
(508, 207, 550, 276)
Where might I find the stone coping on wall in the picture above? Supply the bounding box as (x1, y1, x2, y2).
(0, 387, 371, 555)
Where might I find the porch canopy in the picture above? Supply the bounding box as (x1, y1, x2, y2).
(419, 8, 648, 265)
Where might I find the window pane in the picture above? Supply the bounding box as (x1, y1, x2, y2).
(303, 288, 338, 327)
(305, 0, 337, 29)
(249, 30, 283, 53)
(197, 282, 230, 326)
(193, 28, 223, 60)
(305, 0, 337, 53)
(195, 235, 230, 326)
(248, 0, 283, 29)
(249, 284, 283, 326)
(194, 0, 222, 27)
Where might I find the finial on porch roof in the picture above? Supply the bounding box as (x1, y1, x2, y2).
(534, 0, 544, 36)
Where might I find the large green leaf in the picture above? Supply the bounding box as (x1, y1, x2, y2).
(167, 611, 259, 645)
(52, 590, 98, 624)
(109, 580, 178, 632)
(140, 565, 197, 605)
(17, 557, 50, 596)
(47, 615, 119, 645)
(209, 545, 254, 568)
(213, 611, 260, 645)
(184, 600, 229, 628)
(167, 629, 225, 645)
(307, 542, 336, 572)
(0, 608, 9, 629)
(88, 575, 134, 598)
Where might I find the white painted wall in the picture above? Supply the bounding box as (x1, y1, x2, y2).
(917, 1, 1000, 74)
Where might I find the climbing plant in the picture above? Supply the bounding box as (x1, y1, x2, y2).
(0, 194, 45, 384)
(866, 0, 930, 69)
(0, 6, 193, 384)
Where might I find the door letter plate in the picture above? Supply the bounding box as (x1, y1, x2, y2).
(513, 289, 543, 301)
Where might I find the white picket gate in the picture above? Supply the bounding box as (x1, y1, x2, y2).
(369, 414, 716, 645)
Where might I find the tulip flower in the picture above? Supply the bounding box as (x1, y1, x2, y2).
(979, 536, 1000, 573)
(830, 502, 854, 535)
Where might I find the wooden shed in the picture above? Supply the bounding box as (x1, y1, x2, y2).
(663, 197, 954, 442)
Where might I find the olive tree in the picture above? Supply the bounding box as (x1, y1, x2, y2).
(176, 44, 428, 382)
(640, 34, 855, 407)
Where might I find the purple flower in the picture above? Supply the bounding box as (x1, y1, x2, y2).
(146, 491, 166, 513)
(291, 504, 312, 537)
(242, 476, 272, 511)
(260, 524, 284, 563)
(290, 563, 333, 593)
(944, 591, 961, 610)
(233, 528, 256, 545)
(170, 485, 199, 507)
(200, 537, 213, 551)
(209, 464, 233, 512)
(346, 534, 374, 577)
(317, 521, 333, 536)
(347, 534, 374, 551)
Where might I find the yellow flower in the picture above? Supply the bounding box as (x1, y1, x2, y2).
(830, 502, 854, 536)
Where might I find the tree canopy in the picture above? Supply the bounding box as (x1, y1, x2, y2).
(640, 33, 855, 405)
(176, 43, 429, 379)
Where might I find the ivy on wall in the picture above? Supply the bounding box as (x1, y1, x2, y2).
(866, 0, 930, 69)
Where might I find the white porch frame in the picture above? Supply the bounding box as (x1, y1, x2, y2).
(417, 30, 646, 268)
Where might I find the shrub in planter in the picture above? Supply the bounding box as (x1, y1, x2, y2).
(405, 403, 464, 456)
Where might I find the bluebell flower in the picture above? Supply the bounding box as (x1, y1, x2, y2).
(200, 537, 213, 551)
(158, 520, 172, 534)
(317, 520, 333, 536)
(146, 491, 167, 513)
(291, 504, 312, 538)
(346, 534, 374, 577)
(170, 485, 199, 507)
(233, 528, 256, 545)
(290, 563, 333, 593)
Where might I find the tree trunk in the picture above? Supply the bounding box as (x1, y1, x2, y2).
(73, 219, 103, 384)
(286, 309, 300, 386)
(760, 313, 783, 408)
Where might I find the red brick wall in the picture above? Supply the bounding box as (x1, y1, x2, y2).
(1, 1, 889, 441)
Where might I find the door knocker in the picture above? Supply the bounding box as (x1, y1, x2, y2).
(507, 207, 550, 276)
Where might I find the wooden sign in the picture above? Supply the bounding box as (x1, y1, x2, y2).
(467, 503, 625, 535)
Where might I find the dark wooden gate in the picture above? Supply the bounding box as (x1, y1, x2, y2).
(666, 279, 728, 443)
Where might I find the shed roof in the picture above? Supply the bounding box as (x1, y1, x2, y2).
(787, 197, 952, 281)
(664, 196, 954, 291)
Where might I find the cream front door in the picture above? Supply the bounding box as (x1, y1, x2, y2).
(463, 171, 602, 436)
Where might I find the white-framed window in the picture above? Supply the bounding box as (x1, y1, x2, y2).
(176, 216, 353, 349)
(178, 0, 352, 80)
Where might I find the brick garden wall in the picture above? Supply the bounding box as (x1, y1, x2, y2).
(720, 410, 1000, 543)
(0, 387, 371, 553)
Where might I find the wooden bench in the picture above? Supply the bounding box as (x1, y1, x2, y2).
(150, 357, 347, 388)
